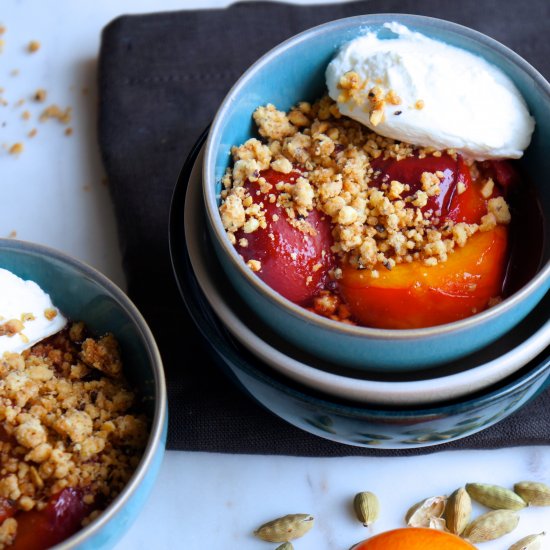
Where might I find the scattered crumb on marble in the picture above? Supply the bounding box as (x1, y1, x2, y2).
(8, 142, 23, 155)
(28, 128, 37, 138)
(64, 127, 73, 136)
(40, 104, 72, 124)
(15, 98, 25, 107)
(21, 110, 31, 120)
(28, 40, 41, 53)
(10, 69, 19, 76)
(7, 230, 17, 238)
(34, 89, 47, 102)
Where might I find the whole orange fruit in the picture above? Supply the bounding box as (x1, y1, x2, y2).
(352, 527, 475, 549)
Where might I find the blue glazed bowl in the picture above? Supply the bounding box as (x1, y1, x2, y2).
(0, 239, 167, 550)
(203, 14, 550, 372)
(171, 154, 550, 448)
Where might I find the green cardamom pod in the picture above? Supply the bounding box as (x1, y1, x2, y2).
(508, 531, 546, 550)
(445, 487, 471, 535)
(353, 491, 380, 526)
(254, 513, 314, 543)
(462, 509, 519, 543)
(514, 481, 550, 506)
(466, 482, 526, 510)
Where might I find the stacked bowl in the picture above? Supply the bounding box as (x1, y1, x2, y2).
(170, 14, 550, 449)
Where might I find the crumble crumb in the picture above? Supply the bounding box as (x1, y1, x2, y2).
(480, 177, 495, 198)
(34, 89, 47, 102)
(0, 517, 17, 548)
(0, 318, 24, 336)
(271, 157, 293, 174)
(28, 40, 40, 53)
(80, 334, 123, 378)
(253, 104, 297, 141)
(44, 308, 57, 321)
(9, 143, 23, 155)
(39, 104, 72, 124)
(487, 196, 511, 224)
(246, 259, 262, 272)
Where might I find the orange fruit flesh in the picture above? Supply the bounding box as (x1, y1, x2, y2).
(339, 226, 508, 329)
(352, 527, 476, 549)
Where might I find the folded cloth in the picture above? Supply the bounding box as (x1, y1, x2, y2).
(98, 0, 549, 455)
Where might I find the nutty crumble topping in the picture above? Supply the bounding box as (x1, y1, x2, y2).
(0, 323, 148, 545)
(219, 95, 512, 280)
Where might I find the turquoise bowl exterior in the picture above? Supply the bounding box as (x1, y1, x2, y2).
(203, 14, 550, 372)
(0, 239, 167, 550)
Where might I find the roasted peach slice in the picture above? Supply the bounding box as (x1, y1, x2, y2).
(234, 169, 335, 306)
(339, 226, 508, 329)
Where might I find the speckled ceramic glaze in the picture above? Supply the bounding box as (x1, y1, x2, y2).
(170, 142, 550, 448)
(203, 14, 550, 372)
(0, 239, 167, 550)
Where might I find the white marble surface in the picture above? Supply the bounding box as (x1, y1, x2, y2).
(0, 1, 548, 548)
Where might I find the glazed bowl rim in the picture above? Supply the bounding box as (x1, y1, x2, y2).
(203, 12, 550, 341)
(0, 238, 167, 549)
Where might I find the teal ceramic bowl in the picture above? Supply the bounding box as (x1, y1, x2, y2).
(0, 239, 167, 550)
(171, 151, 550, 448)
(203, 14, 550, 372)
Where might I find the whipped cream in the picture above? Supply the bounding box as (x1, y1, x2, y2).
(326, 23, 535, 160)
(0, 268, 67, 355)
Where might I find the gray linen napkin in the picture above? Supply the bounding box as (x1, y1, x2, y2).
(98, 0, 549, 455)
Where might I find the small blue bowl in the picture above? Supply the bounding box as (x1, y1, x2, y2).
(203, 14, 550, 372)
(0, 239, 167, 550)
(171, 152, 550, 448)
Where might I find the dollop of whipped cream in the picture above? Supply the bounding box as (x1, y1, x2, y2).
(0, 268, 67, 355)
(326, 22, 535, 160)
